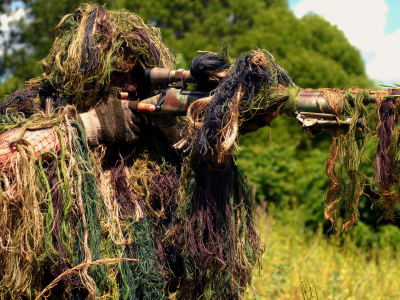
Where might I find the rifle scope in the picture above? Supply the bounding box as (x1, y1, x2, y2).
(145, 68, 195, 85)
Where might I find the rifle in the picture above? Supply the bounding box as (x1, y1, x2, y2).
(139, 67, 379, 137)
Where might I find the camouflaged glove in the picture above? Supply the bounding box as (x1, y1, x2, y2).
(77, 96, 147, 145)
(239, 115, 270, 135)
(239, 112, 280, 135)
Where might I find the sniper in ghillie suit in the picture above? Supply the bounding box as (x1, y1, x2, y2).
(0, 3, 399, 300)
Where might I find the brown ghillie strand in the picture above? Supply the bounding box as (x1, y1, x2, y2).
(375, 89, 400, 219)
(35, 258, 138, 300)
(297, 88, 345, 116)
(127, 155, 156, 217)
(79, 7, 100, 74)
(1, 86, 42, 117)
(148, 168, 180, 278)
(148, 168, 179, 219)
(0, 142, 47, 299)
(183, 161, 228, 267)
(211, 86, 243, 164)
(92, 149, 129, 246)
(324, 129, 340, 228)
(111, 161, 136, 219)
(175, 157, 263, 299)
(174, 96, 212, 151)
(45, 159, 72, 285)
(375, 92, 396, 186)
(319, 88, 344, 116)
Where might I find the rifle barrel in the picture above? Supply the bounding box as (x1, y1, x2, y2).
(297, 91, 376, 114)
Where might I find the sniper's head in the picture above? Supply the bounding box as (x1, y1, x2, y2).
(109, 58, 146, 101)
(30, 4, 176, 110)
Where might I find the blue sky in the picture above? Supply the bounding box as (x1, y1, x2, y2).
(288, 0, 400, 84)
(290, 0, 400, 34)
(384, 0, 400, 34)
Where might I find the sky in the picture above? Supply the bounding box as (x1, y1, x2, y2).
(288, 0, 400, 85)
(0, 1, 26, 58)
(1, 1, 399, 85)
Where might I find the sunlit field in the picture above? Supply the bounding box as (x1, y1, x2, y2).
(245, 206, 400, 300)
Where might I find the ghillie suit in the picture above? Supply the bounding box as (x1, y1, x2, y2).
(0, 4, 280, 300)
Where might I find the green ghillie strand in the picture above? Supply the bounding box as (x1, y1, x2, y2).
(54, 126, 74, 261)
(119, 219, 167, 300)
(0, 112, 120, 299)
(0, 113, 70, 299)
(28, 3, 177, 110)
(0, 112, 27, 132)
(283, 86, 302, 117)
(38, 151, 61, 262)
(69, 122, 110, 299)
(324, 89, 370, 232)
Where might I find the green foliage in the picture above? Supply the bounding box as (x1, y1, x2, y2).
(237, 118, 331, 230)
(0, 76, 24, 101)
(299, 274, 319, 300)
(237, 115, 400, 242)
(109, 0, 370, 89)
(0, 0, 371, 95)
(1, 0, 107, 84)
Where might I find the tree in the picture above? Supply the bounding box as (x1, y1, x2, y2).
(1, 0, 371, 99)
(110, 0, 370, 88)
(0, 0, 107, 98)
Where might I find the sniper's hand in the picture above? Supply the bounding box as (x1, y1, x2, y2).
(263, 111, 280, 124)
(120, 91, 156, 113)
(239, 111, 281, 135)
(77, 96, 153, 145)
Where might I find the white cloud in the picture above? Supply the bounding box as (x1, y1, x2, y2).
(0, 8, 26, 33)
(367, 28, 400, 83)
(293, 0, 399, 84)
(0, 8, 28, 57)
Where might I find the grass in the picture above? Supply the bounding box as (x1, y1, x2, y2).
(245, 204, 400, 300)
